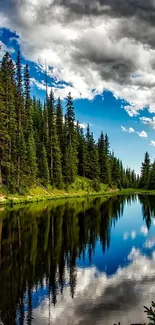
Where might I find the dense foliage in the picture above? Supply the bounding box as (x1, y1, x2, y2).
(139, 152, 155, 190)
(0, 51, 138, 193)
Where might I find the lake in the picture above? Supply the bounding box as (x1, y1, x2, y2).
(0, 194, 155, 325)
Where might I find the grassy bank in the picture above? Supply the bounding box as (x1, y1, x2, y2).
(0, 178, 155, 206)
(0, 177, 113, 205)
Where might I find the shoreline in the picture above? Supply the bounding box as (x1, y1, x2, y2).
(0, 188, 155, 206)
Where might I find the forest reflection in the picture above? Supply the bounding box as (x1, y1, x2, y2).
(0, 194, 154, 325)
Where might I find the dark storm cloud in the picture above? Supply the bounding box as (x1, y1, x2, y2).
(1, 0, 155, 106)
(54, 0, 155, 22)
(53, 0, 155, 50)
(1, 0, 155, 49)
(72, 37, 136, 84)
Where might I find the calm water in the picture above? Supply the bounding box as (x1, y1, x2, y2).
(1, 195, 155, 325)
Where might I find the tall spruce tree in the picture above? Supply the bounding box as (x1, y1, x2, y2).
(39, 145, 49, 187)
(47, 89, 55, 183)
(0, 64, 7, 187)
(56, 97, 64, 155)
(48, 90, 63, 188)
(148, 160, 155, 190)
(77, 123, 87, 177)
(111, 156, 120, 186)
(16, 50, 26, 192)
(85, 124, 99, 180)
(105, 134, 110, 156)
(140, 152, 151, 189)
(64, 93, 78, 183)
(24, 64, 31, 137)
(98, 131, 109, 184)
(1, 53, 17, 190)
(24, 64, 37, 181)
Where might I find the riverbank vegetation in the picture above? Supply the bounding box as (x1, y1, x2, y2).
(0, 51, 138, 196)
(1, 51, 155, 205)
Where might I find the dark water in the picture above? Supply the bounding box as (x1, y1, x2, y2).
(1, 195, 155, 325)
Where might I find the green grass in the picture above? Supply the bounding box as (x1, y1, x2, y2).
(0, 177, 112, 205)
(0, 178, 155, 206)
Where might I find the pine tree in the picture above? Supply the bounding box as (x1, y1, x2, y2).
(105, 133, 110, 156)
(56, 97, 63, 155)
(111, 156, 120, 186)
(148, 160, 155, 190)
(24, 64, 37, 181)
(39, 145, 49, 187)
(140, 152, 151, 189)
(65, 92, 76, 145)
(47, 90, 63, 188)
(63, 93, 78, 183)
(85, 125, 99, 180)
(27, 133, 37, 181)
(0, 52, 17, 190)
(51, 116, 63, 189)
(47, 89, 55, 183)
(64, 145, 78, 185)
(0, 65, 7, 186)
(16, 50, 25, 192)
(77, 123, 87, 177)
(24, 64, 31, 137)
(98, 131, 110, 184)
(0, 50, 140, 193)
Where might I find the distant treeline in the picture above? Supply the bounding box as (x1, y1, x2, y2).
(0, 51, 142, 193)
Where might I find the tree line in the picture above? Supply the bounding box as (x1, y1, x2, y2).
(0, 51, 138, 193)
(139, 152, 155, 190)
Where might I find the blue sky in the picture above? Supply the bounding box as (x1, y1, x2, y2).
(1, 0, 155, 173)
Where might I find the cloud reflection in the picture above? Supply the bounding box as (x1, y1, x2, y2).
(31, 248, 155, 325)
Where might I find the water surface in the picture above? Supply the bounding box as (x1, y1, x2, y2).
(1, 195, 155, 324)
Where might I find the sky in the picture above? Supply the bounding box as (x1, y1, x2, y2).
(1, 1, 155, 173)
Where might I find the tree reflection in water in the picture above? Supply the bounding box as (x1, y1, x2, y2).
(0, 194, 154, 325)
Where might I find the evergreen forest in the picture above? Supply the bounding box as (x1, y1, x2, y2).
(0, 51, 155, 193)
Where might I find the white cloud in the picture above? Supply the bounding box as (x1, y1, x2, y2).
(144, 237, 155, 249)
(128, 247, 140, 261)
(150, 140, 155, 147)
(79, 123, 87, 129)
(1, 1, 155, 109)
(124, 105, 143, 117)
(121, 126, 135, 133)
(129, 127, 135, 133)
(31, 77, 46, 92)
(31, 248, 155, 325)
(140, 225, 148, 236)
(140, 116, 155, 129)
(137, 131, 148, 138)
(121, 126, 147, 138)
